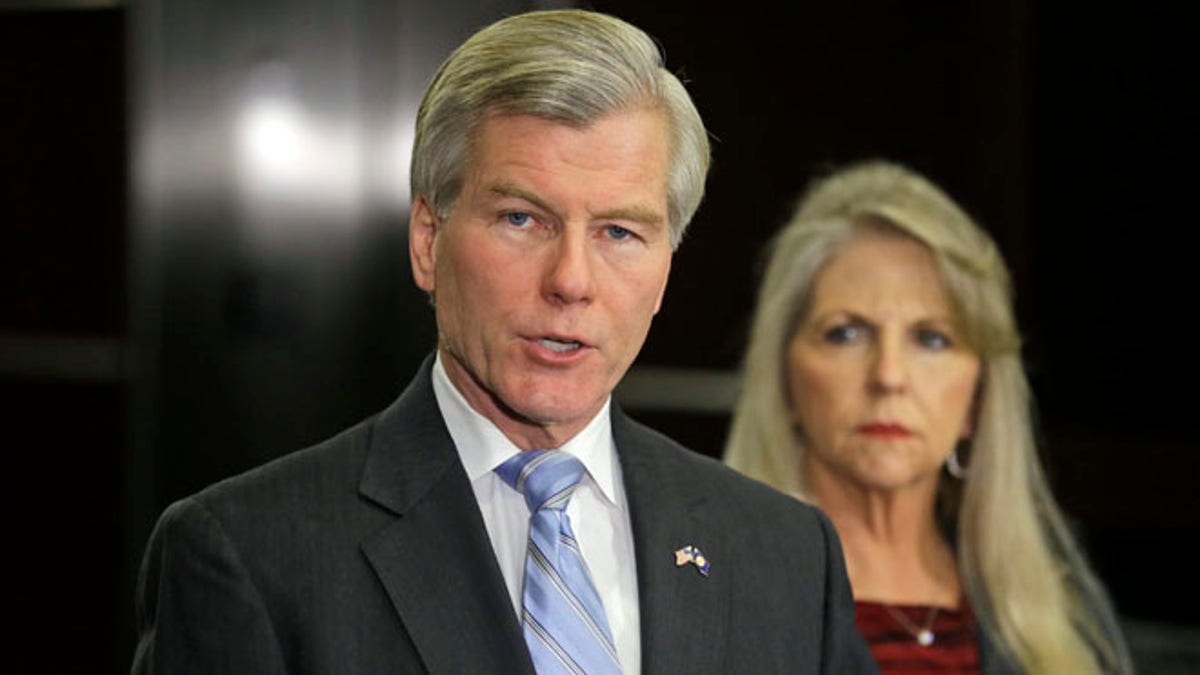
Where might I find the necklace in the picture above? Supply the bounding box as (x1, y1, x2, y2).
(881, 605, 939, 646)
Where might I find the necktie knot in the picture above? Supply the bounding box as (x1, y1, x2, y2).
(495, 450, 587, 514)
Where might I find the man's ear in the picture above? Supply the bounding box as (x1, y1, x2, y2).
(652, 255, 672, 315)
(409, 196, 439, 293)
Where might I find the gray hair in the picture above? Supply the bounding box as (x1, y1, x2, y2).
(410, 10, 710, 249)
(725, 160, 1132, 673)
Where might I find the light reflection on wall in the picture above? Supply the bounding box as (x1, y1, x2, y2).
(235, 63, 364, 218)
(377, 119, 414, 216)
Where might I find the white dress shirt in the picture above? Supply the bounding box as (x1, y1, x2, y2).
(431, 355, 642, 674)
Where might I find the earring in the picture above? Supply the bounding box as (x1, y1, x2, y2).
(946, 443, 968, 479)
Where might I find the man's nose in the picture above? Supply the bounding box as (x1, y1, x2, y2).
(543, 229, 595, 305)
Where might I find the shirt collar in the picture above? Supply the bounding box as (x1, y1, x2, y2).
(431, 352, 621, 507)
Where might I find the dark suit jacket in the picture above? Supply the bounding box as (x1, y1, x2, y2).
(132, 359, 876, 673)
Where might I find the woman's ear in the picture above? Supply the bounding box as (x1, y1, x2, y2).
(960, 362, 986, 440)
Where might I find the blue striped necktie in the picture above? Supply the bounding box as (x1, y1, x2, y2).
(495, 450, 622, 675)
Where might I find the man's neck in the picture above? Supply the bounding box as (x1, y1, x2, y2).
(433, 350, 604, 450)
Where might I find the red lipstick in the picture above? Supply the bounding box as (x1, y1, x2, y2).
(857, 422, 912, 439)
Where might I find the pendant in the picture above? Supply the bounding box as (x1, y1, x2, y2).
(917, 629, 935, 647)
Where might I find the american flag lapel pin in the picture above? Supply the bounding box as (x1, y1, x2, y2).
(673, 545, 710, 576)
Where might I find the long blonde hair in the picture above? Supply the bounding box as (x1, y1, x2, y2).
(724, 160, 1132, 673)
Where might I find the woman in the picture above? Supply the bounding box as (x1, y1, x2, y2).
(724, 161, 1131, 674)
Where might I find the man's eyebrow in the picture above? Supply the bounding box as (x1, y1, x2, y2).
(487, 183, 556, 215)
(488, 182, 665, 227)
(593, 205, 665, 227)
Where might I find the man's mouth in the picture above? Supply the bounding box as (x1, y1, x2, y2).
(538, 337, 584, 353)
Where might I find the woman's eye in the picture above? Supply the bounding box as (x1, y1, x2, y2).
(823, 324, 863, 344)
(505, 212, 532, 227)
(915, 328, 952, 350)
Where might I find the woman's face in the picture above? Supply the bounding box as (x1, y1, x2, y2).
(787, 231, 981, 494)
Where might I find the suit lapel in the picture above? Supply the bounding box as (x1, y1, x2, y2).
(358, 358, 532, 675)
(614, 407, 729, 675)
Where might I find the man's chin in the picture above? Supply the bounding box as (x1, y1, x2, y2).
(512, 399, 600, 427)
(502, 388, 606, 427)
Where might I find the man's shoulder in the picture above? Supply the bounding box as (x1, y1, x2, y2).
(183, 412, 381, 523)
(617, 412, 856, 652)
(183, 359, 440, 518)
(616, 412, 826, 530)
(144, 409, 410, 582)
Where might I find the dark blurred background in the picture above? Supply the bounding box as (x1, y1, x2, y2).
(2, 1, 1195, 672)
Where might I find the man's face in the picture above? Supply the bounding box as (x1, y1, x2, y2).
(409, 109, 673, 448)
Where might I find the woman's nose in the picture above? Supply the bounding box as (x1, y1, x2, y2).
(870, 335, 908, 393)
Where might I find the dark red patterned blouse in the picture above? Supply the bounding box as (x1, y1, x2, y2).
(855, 599, 980, 674)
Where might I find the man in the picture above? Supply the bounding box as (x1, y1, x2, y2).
(133, 10, 874, 674)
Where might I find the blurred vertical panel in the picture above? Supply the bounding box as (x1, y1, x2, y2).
(1028, 4, 1197, 627)
(124, 0, 530, 667)
(1, 7, 127, 673)
(0, 8, 126, 336)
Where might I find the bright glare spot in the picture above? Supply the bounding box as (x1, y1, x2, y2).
(376, 120, 414, 213)
(240, 97, 306, 186)
(235, 93, 361, 212)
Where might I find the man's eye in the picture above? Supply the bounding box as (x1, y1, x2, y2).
(823, 324, 863, 344)
(505, 212, 532, 227)
(915, 328, 951, 350)
(605, 225, 633, 240)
